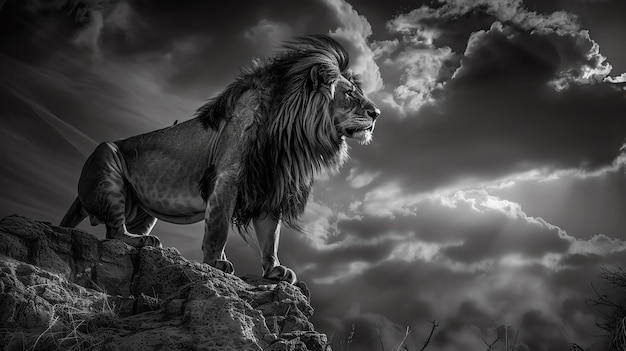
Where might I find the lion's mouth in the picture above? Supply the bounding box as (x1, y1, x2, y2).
(346, 125, 373, 135)
(345, 125, 374, 145)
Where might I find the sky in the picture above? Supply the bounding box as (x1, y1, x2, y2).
(1, 0, 625, 350)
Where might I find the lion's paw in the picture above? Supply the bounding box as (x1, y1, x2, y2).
(140, 235, 162, 248)
(207, 259, 235, 274)
(264, 265, 297, 284)
(119, 234, 162, 248)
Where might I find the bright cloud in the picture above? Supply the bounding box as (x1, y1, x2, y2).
(360, 182, 420, 217)
(374, 13, 454, 115)
(392, 0, 579, 32)
(346, 168, 380, 188)
(323, 0, 384, 94)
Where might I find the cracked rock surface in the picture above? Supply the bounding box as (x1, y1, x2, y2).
(0, 215, 329, 351)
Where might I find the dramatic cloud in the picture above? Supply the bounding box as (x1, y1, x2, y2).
(346, 18, 626, 199)
(368, 0, 624, 116)
(535, 28, 613, 90)
(324, 0, 384, 94)
(371, 29, 453, 115)
(401, 0, 580, 32)
(297, 189, 626, 350)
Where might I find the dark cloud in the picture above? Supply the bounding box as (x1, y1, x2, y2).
(525, 0, 626, 72)
(305, 255, 605, 351)
(353, 24, 626, 196)
(559, 253, 603, 267)
(519, 310, 571, 350)
(96, 0, 337, 98)
(340, 0, 626, 203)
(0, 0, 339, 98)
(322, 302, 427, 351)
(110, 0, 330, 54)
(0, 0, 113, 62)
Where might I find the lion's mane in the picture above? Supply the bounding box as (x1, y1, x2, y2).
(195, 35, 355, 230)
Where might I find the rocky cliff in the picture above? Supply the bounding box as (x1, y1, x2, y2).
(0, 215, 328, 351)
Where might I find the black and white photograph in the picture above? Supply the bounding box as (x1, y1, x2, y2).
(1, 0, 625, 350)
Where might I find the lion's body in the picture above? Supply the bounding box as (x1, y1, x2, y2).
(60, 35, 380, 283)
(113, 98, 245, 225)
(114, 119, 218, 224)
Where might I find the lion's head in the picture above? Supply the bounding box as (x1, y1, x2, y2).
(274, 35, 381, 148)
(197, 35, 381, 230)
(331, 74, 380, 145)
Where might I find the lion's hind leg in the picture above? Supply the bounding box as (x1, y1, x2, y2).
(106, 224, 161, 248)
(102, 199, 161, 249)
(124, 207, 160, 247)
(79, 142, 161, 248)
(126, 207, 157, 236)
(101, 200, 161, 248)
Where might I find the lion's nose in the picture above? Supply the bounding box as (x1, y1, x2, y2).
(366, 107, 381, 121)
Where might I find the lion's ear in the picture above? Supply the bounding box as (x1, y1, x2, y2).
(309, 65, 335, 97)
(309, 65, 322, 91)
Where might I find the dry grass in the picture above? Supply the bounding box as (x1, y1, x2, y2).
(2, 284, 124, 351)
(327, 321, 437, 351)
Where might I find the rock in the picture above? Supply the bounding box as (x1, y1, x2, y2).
(0, 256, 112, 350)
(94, 240, 137, 296)
(0, 215, 330, 351)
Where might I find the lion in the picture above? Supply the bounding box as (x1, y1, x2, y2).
(59, 35, 381, 284)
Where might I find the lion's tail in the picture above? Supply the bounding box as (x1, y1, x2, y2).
(59, 197, 87, 228)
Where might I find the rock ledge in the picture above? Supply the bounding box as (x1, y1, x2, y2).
(0, 215, 329, 351)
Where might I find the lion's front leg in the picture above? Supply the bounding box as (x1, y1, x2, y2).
(202, 174, 237, 274)
(253, 212, 296, 284)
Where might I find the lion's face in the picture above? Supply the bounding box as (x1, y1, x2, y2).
(331, 76, 381, 145)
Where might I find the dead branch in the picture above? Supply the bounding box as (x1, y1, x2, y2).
(586, 266, 626, 351)
(419, 320, 439, 351)
(482, 335, 500, 351)
(395, 326, 411, 351)
(509, 329, 519, 351)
